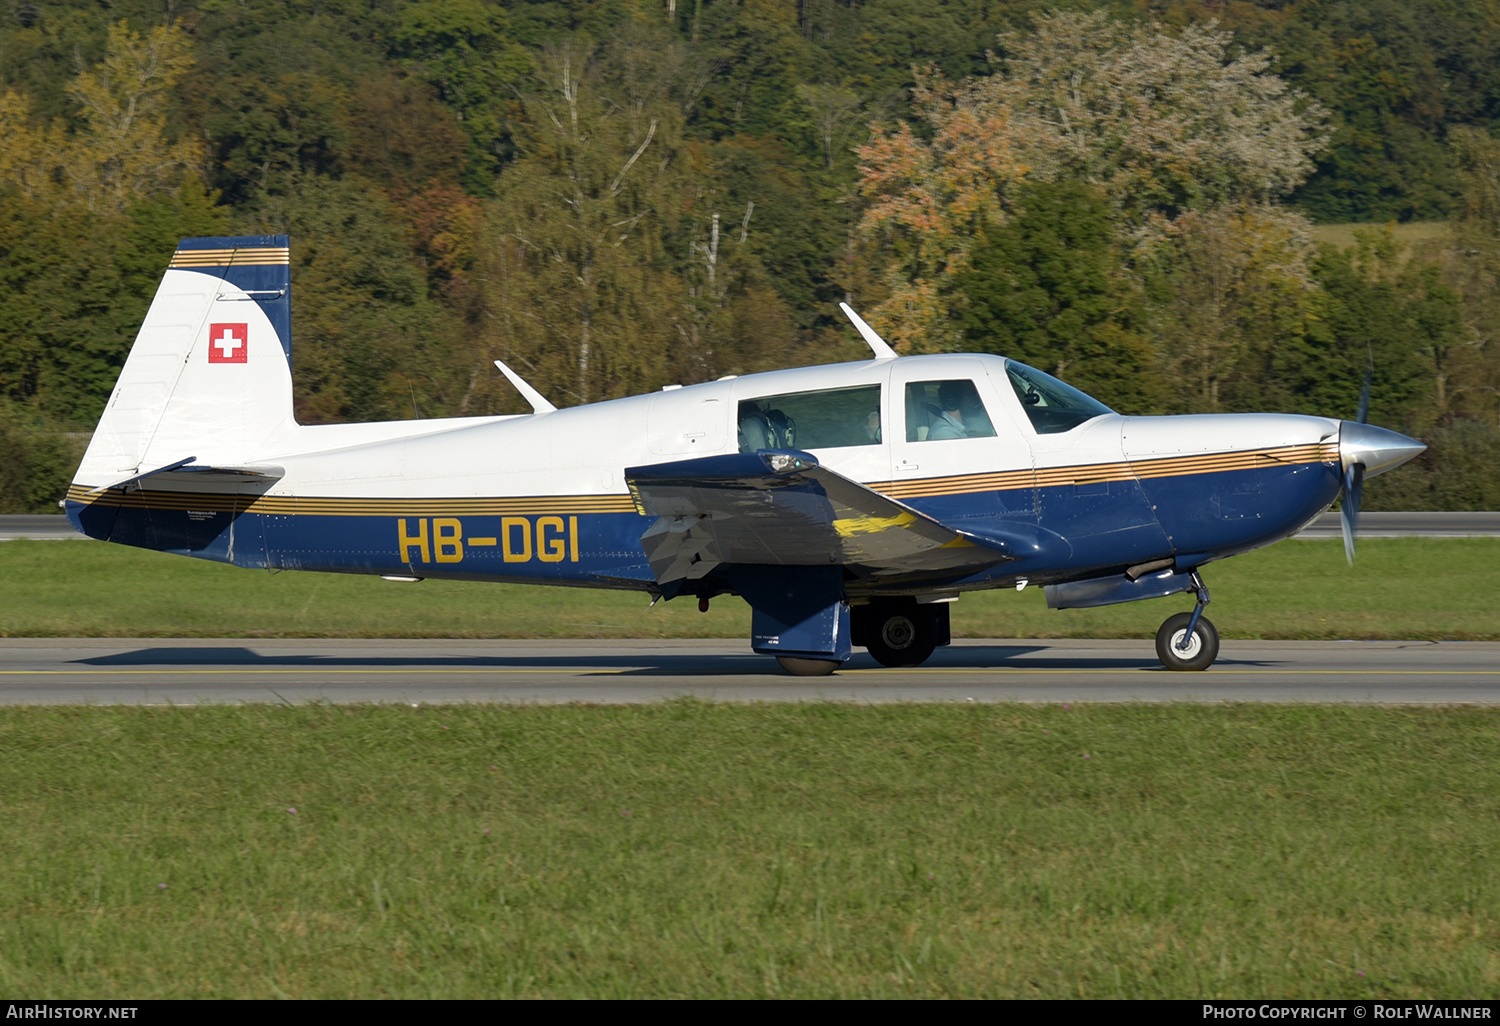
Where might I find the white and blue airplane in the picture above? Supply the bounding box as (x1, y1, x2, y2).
(66, 235, 1425, 674)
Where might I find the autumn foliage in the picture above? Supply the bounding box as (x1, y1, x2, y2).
(0, 2, 1498, 510)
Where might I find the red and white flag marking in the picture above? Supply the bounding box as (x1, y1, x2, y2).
(208, 323, 248, 363)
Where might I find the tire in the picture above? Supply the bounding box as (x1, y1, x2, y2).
(776, 656, 843, 677)
(1155, 612, 1220, 672)
(864, 602, 938, 668)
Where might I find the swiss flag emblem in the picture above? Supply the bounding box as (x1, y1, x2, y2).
(208, 323, 248, 363)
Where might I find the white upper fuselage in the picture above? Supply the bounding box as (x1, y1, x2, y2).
(216, 354, 1338, 504)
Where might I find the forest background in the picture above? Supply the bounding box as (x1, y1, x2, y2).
(1, 0, 1498, 513)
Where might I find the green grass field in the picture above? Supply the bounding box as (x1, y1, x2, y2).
(4, 539, 1497, 998)
(1, 702, 1495, 998)
(2, 536, 1497, 640)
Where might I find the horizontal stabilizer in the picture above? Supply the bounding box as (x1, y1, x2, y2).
(88, 457, 285, 494)
(625, 449, 1010, 586)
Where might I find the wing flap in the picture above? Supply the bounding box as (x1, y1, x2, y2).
(625, 450, 1010, 585)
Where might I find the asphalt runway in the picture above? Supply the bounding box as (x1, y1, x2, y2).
(1, 637, 1496, 705)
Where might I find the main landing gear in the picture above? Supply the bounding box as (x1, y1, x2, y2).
(1154, 570, 1219, 671)
(851, 599, 949, 669)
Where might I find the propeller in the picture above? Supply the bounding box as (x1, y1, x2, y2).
(1340, 353, 1374, 565)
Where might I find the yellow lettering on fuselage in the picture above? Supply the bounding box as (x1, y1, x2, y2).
(536, 516, 566, 562)
(501, 516, 531, 562)
(399, 516, 580, 565)
(397, 518, 430, 564)
(433, 518, 463, 562)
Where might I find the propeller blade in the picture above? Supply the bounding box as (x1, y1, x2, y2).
(1340, 462, 1364, 565)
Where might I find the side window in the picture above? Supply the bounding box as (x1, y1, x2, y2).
(737, 384, 883, 453)
(904, 380, 997, 442)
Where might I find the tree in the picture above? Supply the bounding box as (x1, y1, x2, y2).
(0, 21, 200, 215)
(253, 174, 458, 425)
(1146, 203, 1322, 415)
(62, 21, 200, 215)
(482, 42, 691, 406)
(1446, 128, 1500, 426)
(795, 83, 865, 171)
(856, 11, 1329, 354)
(0, 22, 220, 423)
(388, 0, 532, 193)
(958, 180, 1160, 413)
(855, 70, 1033, 352)
(991, 12, 1329, 226)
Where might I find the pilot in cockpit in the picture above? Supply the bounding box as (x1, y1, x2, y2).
(926, 382, 969, 440)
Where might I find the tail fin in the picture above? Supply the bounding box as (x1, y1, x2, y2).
(72, 235, 297, 490)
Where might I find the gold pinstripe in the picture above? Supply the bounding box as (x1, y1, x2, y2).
(65, 485, 635, 516)
(870, 442, 1338, 500)
(168, 247, 290, 268)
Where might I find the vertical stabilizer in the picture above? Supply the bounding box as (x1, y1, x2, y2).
(72, 236, 297, 489)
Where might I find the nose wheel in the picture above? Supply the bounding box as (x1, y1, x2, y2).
(1155, 571, 1219, 671)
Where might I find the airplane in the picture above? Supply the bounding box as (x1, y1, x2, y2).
(65, 235, 1426, 675)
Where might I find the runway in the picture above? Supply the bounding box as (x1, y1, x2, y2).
(1, 637, 1496, 705)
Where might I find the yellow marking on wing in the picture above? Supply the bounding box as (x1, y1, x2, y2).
(833, 511, 916, 537)
(468, 537, 497, 546)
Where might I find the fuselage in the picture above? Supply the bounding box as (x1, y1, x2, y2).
(67, 352, 1346, 600)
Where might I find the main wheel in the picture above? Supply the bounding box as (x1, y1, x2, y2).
(864, 602, 938, 668)
(776, 656, 842, 676)
(1155, 612, 1219, 672)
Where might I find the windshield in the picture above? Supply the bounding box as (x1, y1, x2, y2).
(1004, 361, 1113, 434)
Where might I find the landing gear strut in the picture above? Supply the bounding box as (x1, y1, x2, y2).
(1155, 571, 1219, 671)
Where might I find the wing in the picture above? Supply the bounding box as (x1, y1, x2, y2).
(625, 449, 1012, 587)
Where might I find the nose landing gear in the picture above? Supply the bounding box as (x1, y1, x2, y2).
(1155, 571, 1219, 671)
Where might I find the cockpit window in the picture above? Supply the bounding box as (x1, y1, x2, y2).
(1004, 361, 1113, 434)
(904, 380, 997, 442)
(737, 384, 882, 452)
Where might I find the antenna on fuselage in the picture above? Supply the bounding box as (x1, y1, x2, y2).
(493, 359, 557, 415)
(839, 302, 898, 360)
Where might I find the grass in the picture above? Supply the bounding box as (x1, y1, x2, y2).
(2, 537, 1499, 640)
(1309, 220, 1449, 261)
(0, 701, 1495, 998)
(4, 541, 1496, 997)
